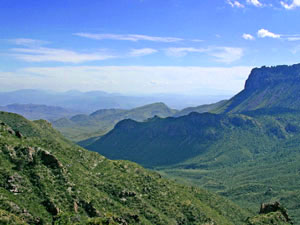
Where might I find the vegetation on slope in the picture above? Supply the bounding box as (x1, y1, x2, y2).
(0, 111, 252, 225)
(87, 108, 300, 224)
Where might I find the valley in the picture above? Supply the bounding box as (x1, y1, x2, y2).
(2, 0, 299, 224)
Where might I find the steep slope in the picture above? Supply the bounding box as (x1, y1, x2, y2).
(0, 104, 79, 121)
(219, 63, 300, 113)
(0, 111, 251, 225)
(53, 102, 177, 142)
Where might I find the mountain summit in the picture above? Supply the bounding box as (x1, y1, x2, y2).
(220, 63, 300, 113)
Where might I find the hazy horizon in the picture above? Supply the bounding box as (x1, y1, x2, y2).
(0, 88, 233, 110)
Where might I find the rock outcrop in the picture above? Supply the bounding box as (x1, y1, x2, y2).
(260, 202, 291, 222)
(220, 63, 300, 113)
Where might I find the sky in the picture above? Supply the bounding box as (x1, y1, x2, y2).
(1, 0, 300, 96)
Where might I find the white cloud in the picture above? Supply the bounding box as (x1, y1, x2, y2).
(9, 38, 49, 47)
(227, 0, 245, 8)
(165, 47, 244, 63)
(281, 0, 300, 9)
(255, 29, 300, 41)
(10, 47, 115, 63)
(287, 36, 300, 41)
(209, 47, 244, 63)
(165, 47, 206, 57)
(257, 29, 281, 38)
(246, 0, 263, 7)
(129, 48, 158, 57)
(74, 33, 183, 42)
(1, 66, 252, 95)
(242, 33, 255, 40)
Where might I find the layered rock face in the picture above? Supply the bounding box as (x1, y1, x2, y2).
(220, 63, 300, 113)
(245, 64, 300, 91)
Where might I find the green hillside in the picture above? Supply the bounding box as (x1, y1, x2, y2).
(52, 102, 177, 142)
(0, 111, 256, 225)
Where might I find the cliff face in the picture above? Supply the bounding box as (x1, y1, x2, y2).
(244, 64, 300, 91)
(220, 63, 300, 113)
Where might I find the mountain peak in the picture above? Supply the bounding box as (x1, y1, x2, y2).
(138, 102, 169, 109)
(245, 63, 300, 91)
(218, 63, 300, 113)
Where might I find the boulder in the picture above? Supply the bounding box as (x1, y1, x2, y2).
(39, 150, 63, 169)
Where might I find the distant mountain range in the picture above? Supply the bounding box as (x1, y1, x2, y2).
(0, 89, 230, 113)
(86, 63, 300, 223)
(0, 104, 80, 121)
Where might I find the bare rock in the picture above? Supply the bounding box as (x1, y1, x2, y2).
(39, 150, 63, 169)
(6, 127, 15, 135)
(260, 201, 291, 222)
(42, 199, 60, 216)
(15, 131, 23, 139)
(6, 174, 23, 194)
(119, 190, 136, 198)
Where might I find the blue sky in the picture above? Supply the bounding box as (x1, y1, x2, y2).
(1, 0, 300, 95)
